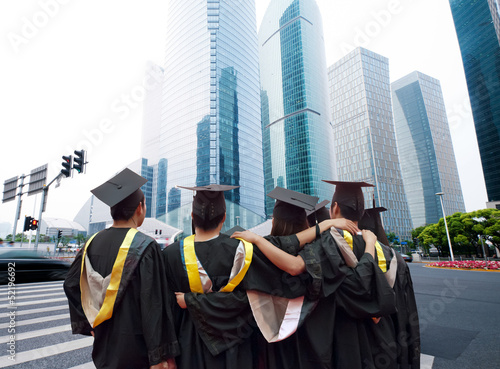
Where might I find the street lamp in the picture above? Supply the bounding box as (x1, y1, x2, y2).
(436, 192, 455, 261)
(473, 217, 489, 269)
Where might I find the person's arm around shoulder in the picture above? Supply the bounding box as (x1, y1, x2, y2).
(231, 231, 305, 276)
(295, 218, 360, 246)
(361, 229, 376, 259)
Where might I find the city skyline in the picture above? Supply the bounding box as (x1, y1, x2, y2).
(448, 0, 500, 207)
(0, 0, 487, 234)
(392, 71, 466, 228)
(259, 0, 335, 216)
(329, 47, 413, 240)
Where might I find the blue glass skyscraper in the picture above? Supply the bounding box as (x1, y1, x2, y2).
(329, 48, 413, 240)
(392, 71, 466, 227)
(259, 0, 335, 216)
(160, 0, 265, 232)
(449, 0, 500, 207)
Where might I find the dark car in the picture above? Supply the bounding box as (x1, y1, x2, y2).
(401, 253, 413, 263)
(0, 249, 72, 284)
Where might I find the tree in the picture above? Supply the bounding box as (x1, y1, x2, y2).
(387, 232, 400, 245)
(412, 209, 500, 257)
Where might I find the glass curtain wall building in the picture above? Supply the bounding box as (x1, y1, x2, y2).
(259, 0, 335, 216)
(160, 0, 265, 232)
(328, 48, 412, 240)
(449, 0, 500, 206)
(392, 71, 465, 227)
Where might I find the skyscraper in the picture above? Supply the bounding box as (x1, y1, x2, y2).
(392, 71, 466, 228)
(328, 47, 412, 240)
(259, 0, 335, 216)
(448, 0, 500, 207)
(160, 0, 265, 231)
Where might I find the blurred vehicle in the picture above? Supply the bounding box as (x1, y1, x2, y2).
(401, 253, 413, 263)
(429, 247, 439, 257)
(0, 249, 71, 284)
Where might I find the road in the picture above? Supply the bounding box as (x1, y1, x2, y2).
(0, 280, 94, 368)
(410, 262, 500, 369)
(0, 264, 498, 368)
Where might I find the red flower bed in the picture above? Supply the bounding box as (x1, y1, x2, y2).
(428, 260, 500, 270)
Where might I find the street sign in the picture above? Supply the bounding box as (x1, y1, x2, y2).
(28, 164, 48, 196)
(401, 241, 407, 245)
(2, 176, 18, 203)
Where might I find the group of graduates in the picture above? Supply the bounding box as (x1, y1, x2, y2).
(64, 168, 420, 369)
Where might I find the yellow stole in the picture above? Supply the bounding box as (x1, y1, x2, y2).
(182, 234, 253, 293)
(80, 228, 138, 328)
(342, 231, 388, 273)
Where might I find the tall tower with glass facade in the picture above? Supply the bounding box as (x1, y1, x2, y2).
(160, 0, 265, 232)
(448, 0, 500, 208)
(259, 0, 335, 216)
(392, 71, 466, 228)
(328, 47, 412, 240)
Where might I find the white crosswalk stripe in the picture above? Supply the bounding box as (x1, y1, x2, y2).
(0, 305, 67, 318)
(0, 291, 66, 302)
(0, 286, 62, 297)
(0, 337, 93, 368)
(0, 313, 69, 329)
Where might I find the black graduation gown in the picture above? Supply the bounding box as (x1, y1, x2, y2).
(163, 233, 261, 369)
(332, 233, 420, 369)
(64, 228, 179, 369)
(390, 251, 421, 368)
(182, 230, 396, 369)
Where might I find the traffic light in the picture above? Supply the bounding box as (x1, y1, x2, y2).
(23, 216, 33, 232)
(30, 219, 38, 230)
(57, 230, 62, 239)
(61, 155, 73, 177)
(73, 149, 86, 174)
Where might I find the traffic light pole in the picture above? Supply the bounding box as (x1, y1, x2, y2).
(11, 174, 26, 243)
(34, 172, 63, 250)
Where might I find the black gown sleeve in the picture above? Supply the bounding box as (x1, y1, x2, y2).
(184, 290, 254, 356)
(394, 258, 421, 368)
(139, 243, 180, 364)
(63, 249, 92, 336)
(299, 231, 396, 318)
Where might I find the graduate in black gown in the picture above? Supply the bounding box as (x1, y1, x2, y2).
(163, 184, 259, 369)
(63, 169, 179, 369)
(359, 207, 421, 368)
(230, 186, 396, 369)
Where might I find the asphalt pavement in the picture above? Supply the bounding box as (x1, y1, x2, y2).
(409, 263, 500, 369)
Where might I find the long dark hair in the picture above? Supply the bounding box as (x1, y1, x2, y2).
(270, 216, 309, 236)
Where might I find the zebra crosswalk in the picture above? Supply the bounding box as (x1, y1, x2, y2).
(0, 280, 95, 368)
(0, 281, 434, 369)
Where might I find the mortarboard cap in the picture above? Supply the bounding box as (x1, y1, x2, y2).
(323, 180, 374, 220)
(91, 168, 147, 208)
(267, 187, 319, 224)
(223, 225, 246, 236)
(306, 200, 330, 226)
(359, 207, 389, 245)
(178, 184, 239, 221)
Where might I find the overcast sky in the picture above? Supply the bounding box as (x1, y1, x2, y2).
(0, 0, 487, 235)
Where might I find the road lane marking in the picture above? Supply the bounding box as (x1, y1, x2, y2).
(0, 324, 71, 343)
(0, 313, 69, 329)
(0, 336, 93, 368)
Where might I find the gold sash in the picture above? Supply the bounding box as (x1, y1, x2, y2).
(342, 231, 387, 273)
(80, 228, 137, 327)
(183, 235, 253, 293)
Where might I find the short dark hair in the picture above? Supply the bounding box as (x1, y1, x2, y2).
(336, 202, 362, 222)
(270, 216, 309, 237)
(110, 189, 145, 221)
(192, 213, 225, 231)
